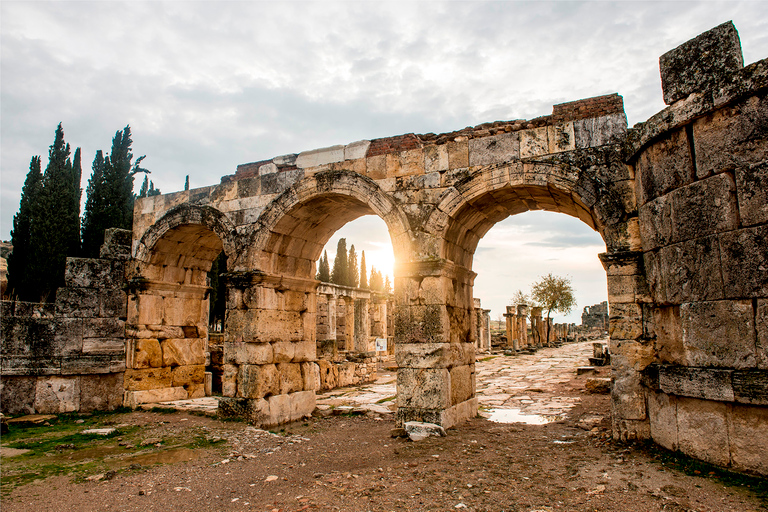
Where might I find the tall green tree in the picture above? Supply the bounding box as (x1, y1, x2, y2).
(81, 150, 106, 257)
(28, 123, 82, 300)
(330, 238, 347, 285)
(347, 244, 358, 288)
(316, 250, 330, 282)
(369, 267, 383, 292)
(7, 156, 43, 300)
(207, 251, 227, 330)
(531, 273, 576, 344)
(359, 251, 368, 289)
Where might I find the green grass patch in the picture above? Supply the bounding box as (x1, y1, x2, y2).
(375, 396, 396, 404)
(479, 356, 498, 362)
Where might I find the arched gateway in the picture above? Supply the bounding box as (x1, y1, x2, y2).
(125, 23, 767, 474)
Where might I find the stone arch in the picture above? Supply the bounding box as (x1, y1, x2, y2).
(244, 169, 412, 279)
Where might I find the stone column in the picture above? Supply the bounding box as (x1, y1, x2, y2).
(530, 307, 544, 347)
(516, 304, 528, 350)
(343, 296, 355, 351)
(354, 297, 371, 353)
(504, 305, 515, 349)
(394, 259, 477, 429)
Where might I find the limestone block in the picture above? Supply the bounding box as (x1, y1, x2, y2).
(610, 372, 647, 420)
(268, 394, 291, 425)
(608, 303, 642, 340)
(123, 387, 188, 408)
(295, 145, 345, 168)
(650, 306, 685, 365)
(659, 366, 735, 402)
(337, 362, 356, 387)
(574, 113, 627, 148)
(0, 375, 36, 415)
(100, 289, 128, 318)
(468, 132, 520, 166)
(719, 224, 768, 298)
(301, 362, 320, 391)
(440, 396, 478, 430)
(737, 161, 768, 227)
(171, 364, 205, 388)
(647, 390, 678, 451)
(161, 338, 205, 366)
(64, 258, 122, 288)
(237, 364, 278, 399)
(659, 21, 743, 105)
(124, 367, 172, 391)
(635, 128, 693, 206)
(289, 390, 316, 422)
(277, 363, 303, 395)
(163, 297, 203, 326)
(424, 144, 449, 173)
(447, 139, 469, 169)
(55, 287, 99, 318)
(397, 368, 450, 410)
(669, 173, 739, 244)
(130, 339, 162, 369)
(344, 140, 371, 161)
(82, 338, 125, 355)
(676, 396, 730, 467)
(221, 364, 238, 397)
(758, 300, 768, 370)
(395, 304, 451, 344)
(316, 360, 338, 390)
(681, 300, 756, 369)
(79, 373, 124, 412)
(610, 339, 655, 372)
(272, 341, 295, 363)
(547, 122, 575, 154)
(659, 236, 724, 303)
(82, 318, 124, 339)
(223, 341, 273, 365)
(728, 402, 768, 475)
(395, 342, 474, 369)
(34, 376, 80, 414)
(137, 294, 164, 325)
(605, 275, 640, 303)
(519, 127, 548, 158)
(387, 148, 424, 177)
(292, 340, 316, 362)
(365, 154, 387, 180)
(732, 370, 768, 405)
(187, 383, 205, 399)
(61, 354, 125, 375)
(53, 317, 84, 355)
(449, 364, 473, 406)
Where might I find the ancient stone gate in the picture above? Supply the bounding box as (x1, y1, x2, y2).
(3, 22, 765, 476)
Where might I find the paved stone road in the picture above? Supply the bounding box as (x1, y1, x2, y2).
(152, 340, 606, 422)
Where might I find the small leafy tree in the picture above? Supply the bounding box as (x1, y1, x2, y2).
(510, 289, 532, 307)
(530, 273, 576, 344)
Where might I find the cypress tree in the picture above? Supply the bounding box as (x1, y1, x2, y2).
(81, 151, 107, 257)
(147, 180, 161, 196)
(101, 126, 136, 231)
(184, 175, 190, 191)
(316, 250, 330, 282)
(29, 123, 81, 300)
(348, 244, 358, 288)
(8, 156, 43, 300)
(330, 238, 347, 285)
(138, 174, 149, 198)
(369, 267, 383, 292)
(359, 251, 368, 289)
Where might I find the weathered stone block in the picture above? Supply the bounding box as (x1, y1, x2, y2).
(100, 289, 128, 318)
(574, 113, 627, 148)
(52, 317, 84, 355)
(659, 21, 743, 105)
(659, 236, 724, 303)
(289, 390, 316, 422)
(737, 161, 768, 226)
(221, 364, 237, 397)
(61, 354, 124, 375)
(316, 360, 337, 390)
(64, 258, 123, 289)
(728, 402, 768, 475)
(670, 173, 739, 243)
(397, 368, 450, 410)
(0, 375, 36, 415)
(300, 362, 320, 391)
(161, 338, 205, 366)
(659, 365, 735, 401)
(693, 93, 767, 178)
(136, 294, 164, 325)
(424, 144, 449, 173)
(647, 390, 678, 451)
(635, 128, 693, 206)
(34, 376, 80, 413)
(732, 370, 768, 405)
(681, 300, 756, 369)
(719, 224, 768, 298)
(171, 364, 205, 388)
(447, 140, 468, 169)
(123, 386, 187, 408)
(676, 396, 730, 467)
(131, 338, 163, 369)
(638, 195, 673, 251)
(650, 306, 685, 364)
(337, 362, 356, 387)
(79, 373, 124, 412)
(237, 363, 278, 399)
(82, 318, 124, 339)
(468, 132, 519, 166)
(519, 127, 549, 158)
(292, 340, 316, 362)
(223, 341, 273, 365)
(163, 297, 204, 326)
(272, 341, 295, 363)
(82, 338, 125, 355)
(277, 362, 304, 395)
(55, 287, 99, 318)
(124, 367, 172, 391)
(610, 371, 647, 420)
(547, 122, 575, 153)
(449, 364, 473, 406)
(268, 394, 291, 425)
(608, 303, 642, 340)
(395, 342, 474, 369)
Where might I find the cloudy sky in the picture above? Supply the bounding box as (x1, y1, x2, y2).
(2, 1, 767, 323)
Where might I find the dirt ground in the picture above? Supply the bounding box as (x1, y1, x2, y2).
(2, 367, 766, 512)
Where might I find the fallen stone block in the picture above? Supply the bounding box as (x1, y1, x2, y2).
(585, 378, 612, 394)
(577, 366, 597, 375)
(404, 421, 447, 441)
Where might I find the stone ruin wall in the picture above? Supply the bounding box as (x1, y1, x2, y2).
(625, 22, 768, 475)
(0, 229, 129, 415)
(581, 301, 608, 330)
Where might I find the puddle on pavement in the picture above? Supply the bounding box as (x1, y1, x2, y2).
(487, 408, 563, 425)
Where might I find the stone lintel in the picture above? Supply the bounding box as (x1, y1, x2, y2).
(598, 250, 644, 275)
(644, 364, 768, 405)
(223, 270, 319, 294)
(396, 259, 476, 284)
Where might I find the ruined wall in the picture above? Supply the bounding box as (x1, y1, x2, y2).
(628, 22, 768, 475)
(581, 301, 608, 330)
(0, 229, 129, 414)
